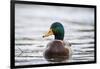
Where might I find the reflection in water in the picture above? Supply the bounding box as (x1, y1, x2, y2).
(15, 4, 95, 66)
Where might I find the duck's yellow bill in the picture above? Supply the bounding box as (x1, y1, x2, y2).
(43, 29, 53, 38)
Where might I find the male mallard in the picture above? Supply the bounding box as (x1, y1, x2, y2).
(43, 22, 72, 62)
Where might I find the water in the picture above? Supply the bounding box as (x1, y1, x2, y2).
(15, 4, 95, 66)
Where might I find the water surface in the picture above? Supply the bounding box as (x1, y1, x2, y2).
(15, 4, 95, 66)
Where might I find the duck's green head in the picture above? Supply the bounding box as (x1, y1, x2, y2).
(43, 22, 64, 40)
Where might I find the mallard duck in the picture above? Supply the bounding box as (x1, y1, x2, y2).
(43, 22, 72, 62)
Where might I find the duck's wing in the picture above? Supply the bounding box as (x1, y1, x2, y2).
(64, 40, 72, 58)
(64, 40, 71, 47)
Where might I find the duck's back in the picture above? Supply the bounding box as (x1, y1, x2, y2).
(44, 40, 70, 62)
